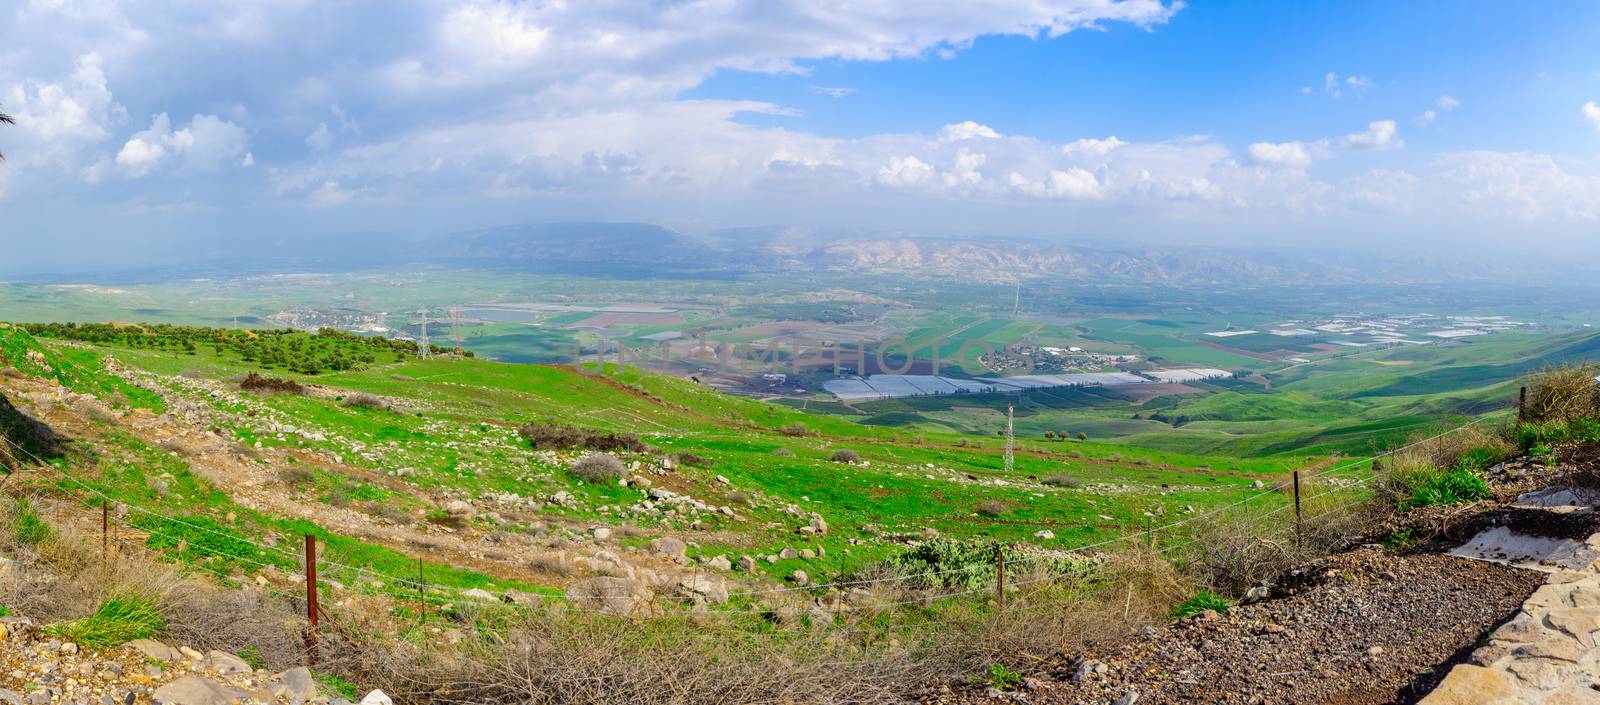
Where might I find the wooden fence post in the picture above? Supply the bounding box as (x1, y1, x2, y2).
(417, 558, 427, 624)
(994, 544, 1006, 607)
(1293, 470, 1302, 550)
(101, 503, 109, 560)
(304, 535, 319, 666)
(1518, 386, 1527, 422)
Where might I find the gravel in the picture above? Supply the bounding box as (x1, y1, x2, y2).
(938, 547, 1542, 705)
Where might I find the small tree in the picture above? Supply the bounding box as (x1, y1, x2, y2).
(1076, 432, 1087, 441)
(1043, 430, 1056, 440)
(780, 423, 809, 437)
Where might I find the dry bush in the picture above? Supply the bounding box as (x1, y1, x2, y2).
(975, 500, 1008, 517)
(342, 393, 387, 410)
(779, 423, 809, 437)
(828, 449, 861, 464)
(1186, 481, 1384, 596)
(1523, 365, 1600, 424)
(519, 422, 647, 454)
(239, 372, 305, 396)
(1041, 474, 1081, 488)
(360, 501, 413, 525)
(568, 454, 626, 483)
(771, 447, 795, 457)
(275, 466, 314, 486)
(527, 553, 579, 578)
(669, 452, 710, 468)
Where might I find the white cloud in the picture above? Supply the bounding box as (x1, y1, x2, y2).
(1062, 137, 1124, 157)
(1584, 101, 1600, 132)
(939, 121, 1001, 141)
(877, 156, 937, 187)
(1344, 120, 1402, 151)
(1415, 110, 1437, 126)
(7, 52, 124, 145)
(112, 112, 248, 178)
(1321, 72, 1372, 98)
(306, 123, 332, 151)
(241, 152, 254, 167)
(809, 86, 855, 98)
(1436, 94, 1461, 110)
(1248, 141, 1315, 169)
(1010, 167, 1102, 199)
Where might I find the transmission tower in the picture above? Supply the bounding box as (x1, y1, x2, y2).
(1004, 403, 1015, 474)
(450, 305, 464, 354)
(415, 307, 431, 359)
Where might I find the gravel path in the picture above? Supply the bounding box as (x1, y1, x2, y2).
(963, 547, 1543, 705)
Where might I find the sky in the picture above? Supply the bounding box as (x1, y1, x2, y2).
(3, 0, 1600, 272)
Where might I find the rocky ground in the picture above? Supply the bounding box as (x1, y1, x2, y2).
(0, 617, 386, 705)
(949, 547, 1542, 705)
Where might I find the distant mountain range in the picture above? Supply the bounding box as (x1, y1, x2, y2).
(418, 222, 1459, 286)
(2, 220, 1559, 288)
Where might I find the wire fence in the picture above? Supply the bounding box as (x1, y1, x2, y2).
(0, 409, 1503, 649)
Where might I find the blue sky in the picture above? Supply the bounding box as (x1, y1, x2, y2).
(3, 0, 1600, 272)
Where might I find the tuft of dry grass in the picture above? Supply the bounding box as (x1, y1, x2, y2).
(1523, 365, 1600, 425)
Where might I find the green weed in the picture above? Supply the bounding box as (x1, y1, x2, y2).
(45, 594, 165, 647)
(1171, 591, 1230, 620)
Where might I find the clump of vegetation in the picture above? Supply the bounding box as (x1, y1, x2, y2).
(881, 538, 1096, 591)
(275, 466, 314, 486)
(779, 423, 809, 437)
(1522, 365, 1600, 425)
(569, 453, 626, 483)
(341, 392, 386, 410)
(828, 449, 861, 463)
(1041, 474, 1081, 488)
(1171, 590, 1230, 619)
(771, 447, 796, 457)
(980, 663, 1022, 691)
(520, 422, 648, 453)
(1398, 464, 1491, 509)
(670, 452, 711, 468)
(11, 498, 53, 545)
(975, 500, 1008, 517)
(238, 372, 305, 395)
(22, 322, 419, 375)
(45, 593, 165, 647)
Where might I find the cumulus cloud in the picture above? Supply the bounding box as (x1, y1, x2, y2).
(113, 112, 248, 178)
(939, 121, 1002, 141)
(6, 52, 124, 146)
(1248, 141, 1316, 169)
(1344, 120, 1402, 151)
(1584, 101, 1600, 132)
(1436, 94, 1461, 110)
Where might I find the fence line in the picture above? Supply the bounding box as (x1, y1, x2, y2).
(0, 409, 1500, 625)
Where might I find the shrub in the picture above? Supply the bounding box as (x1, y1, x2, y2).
(239, 372, 304, 395)
(828, 449, 861, 464)
(671, 452, 711, 468)
(1076, 432, 1087, 441)
(45, 594, 165, 647)
(520, 422, 647, 453)
(275, 467, 314, 486)
(771, 447, 796, 457)
(1522, 365, 1600, 424)
(981, 663, 1022, 691)
(1401, 466, 1490, 509)
(1041, 474, 1081, 488)
(569, 454, 626, 483)
(342, 392, 386, 410)
(975, 500, 1008, 517)
(1171, 591, 1230, 620)
(779, 423, 809, 437)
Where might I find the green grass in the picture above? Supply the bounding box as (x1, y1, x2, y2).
(1171, 590, 1230, 619)
(11, 498, 53, 545)
(45, 594, 165, 647)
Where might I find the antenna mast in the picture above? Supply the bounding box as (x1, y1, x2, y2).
(416, 308, 431, 359)
(1004, 403, 1015, 474)
(450, 305, 464, 354)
